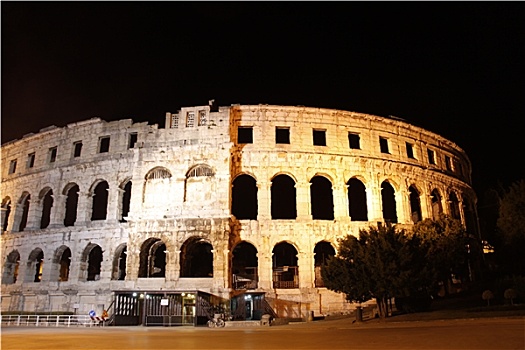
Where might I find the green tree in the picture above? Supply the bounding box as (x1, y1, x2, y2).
(409, 216, 470, 295)
(496, 179, 525, 276)
(321, 225, 417, 319)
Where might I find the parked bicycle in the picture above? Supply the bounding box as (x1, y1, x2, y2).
(207, 313, 225, 328)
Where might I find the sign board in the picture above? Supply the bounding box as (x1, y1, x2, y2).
(89, 310, 96, 317)
(161, 298, 169, 306)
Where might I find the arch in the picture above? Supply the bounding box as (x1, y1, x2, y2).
(179, 237, 213, 277)
(2, 250, 20, 284)
(143, 167, 172, 205)
(91, 180, 109, 221)
(53, 245, 71, 282)
(138, 238, 167, 278)
(448, 190, 461, 220)
(1, 196, 12, 232)
(63, 183, 79, 227)
(145, 166, 172, 180)
(347, 177, 368, 221)
(409, 185, 422, 223)
(381, 181, 398, 223)
(314, 241, 336, 287)
(232, 174, 258, 220)
(271, 174, 297, 220)
(186, 164, 215, 178)
(310, 175, 334, 220)
(272, 241, 299, 289)
(81, 243, 103, 281)
(39, 187, 53, 229)
(232, 241, 258, 290)
(112, 243, 127, 280)
(431, 188, 444, 220)
(27, 248, 44, 282)
(18, 192, 31, 231)
(120, 179, 132, 222)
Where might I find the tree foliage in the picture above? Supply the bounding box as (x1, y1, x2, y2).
(322, 218, 469, 318)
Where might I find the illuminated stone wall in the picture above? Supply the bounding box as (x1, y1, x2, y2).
(0, 104, 478, 319)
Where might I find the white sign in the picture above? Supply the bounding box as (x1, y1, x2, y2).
(161, 298, 169, 306)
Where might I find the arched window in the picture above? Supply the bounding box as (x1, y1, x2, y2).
(112, 244, 127, 280)
(1, 197, 12, 232)
(310, 176, 334, 220)
(139, 238, 167, 278)
(271, 174, 296, 220)
(232, 175, 258, 220)
(64, 184, 79, 227)
(143, 167, 172, 206)
(449, 191, 461, 220)
(27, 248, 44, 282)
(18, 193, 31, 231)
(82, 244, 103, 281)
(57, 246, 71, 282)
(186, 165, 214, 177)
(39, 188, 53, 229)
(272, 242, 299, 288)
(348, 178, 368, 221)
(184, 164, 215, 203)
(91, 181, 109, 221)
(431, 189, 443, 220)
(314, 241, 335, 287)
(180, 237, 213, 277)
(2, 250, 20, 284)
(381, 181, 397, 223)
(409, 185, 422, 223)
(120, 180, 132, 222)
(232, 241, 258, 290)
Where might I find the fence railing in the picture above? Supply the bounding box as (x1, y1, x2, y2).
(0, 314, 105, 327)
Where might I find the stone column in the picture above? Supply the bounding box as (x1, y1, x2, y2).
(257, 250, 273, 290)
(25, 197, 40, 230)
(127, 179, 144, 221)
(48, 194, 66, 228)
(75, 191, 93, 225)
(397, 188, 410, 224)
(298, 251, 314, 289)
(256, 181, 271, 220)
(367, 182, 383, 223)
(296, 181, 312, 221)
(105, 184, 120, 224)
(333, 184, 350, 222)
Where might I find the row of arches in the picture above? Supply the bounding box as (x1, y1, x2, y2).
(232, 173, 466, 224)
(3, 239, 336, 290)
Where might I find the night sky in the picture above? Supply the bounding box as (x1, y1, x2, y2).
(2, 2, 524, 196)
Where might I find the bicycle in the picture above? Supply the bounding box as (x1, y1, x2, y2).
(207, 313, 225, 328)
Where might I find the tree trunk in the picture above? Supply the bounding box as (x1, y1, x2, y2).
(376, 297, 388, 320)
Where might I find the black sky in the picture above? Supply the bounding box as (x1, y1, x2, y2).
(2, 2, 524, 196)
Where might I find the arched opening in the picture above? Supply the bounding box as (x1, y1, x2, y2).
(58, 247, 71, 282)
(91, 181, 109, 220)
(409, 185, 422, 223)
(143, 167, 172, 206)
(232, 241, 258, 290)
(2, 250, 20, 284)
(138, 238, 166, 278)
(19, 193, 31, 231)
(314, 241, 336, 287)
(83, 244, 103, 281)
(113, 244, 127, 280)
(271, 174, 296, 219)
(431, 189, 443, 220)
(1, 197, 12, 232)
(120, 181, 132, 222)
(272, 242, 299, 288)
(184, 164, 215, 203)
(64, 184, 79, 227)
(449, 191, 461, 220)
(310, 176, 334, 220)
(27, 248, 44, 283)
(232, 174, 258, 220)
(348, 178, 368, 221)
(40, 188, 53, 229)
(381, 181, 397, 223)
(180, 237, 213, 277)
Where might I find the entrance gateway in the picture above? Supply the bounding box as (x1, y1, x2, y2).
(113, 290, 273, 326)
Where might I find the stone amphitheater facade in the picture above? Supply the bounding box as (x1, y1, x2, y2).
(1, 103, 478, 323)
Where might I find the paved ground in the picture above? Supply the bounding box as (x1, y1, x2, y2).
(2, 316, 524, 350)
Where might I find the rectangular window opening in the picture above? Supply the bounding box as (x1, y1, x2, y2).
(198, 110, 207, 126)
(186, 112, 195, 127)
(49, 147, 57, 163)
(128, 133, 138, 149)
(27, 153, 35, 168)
(445, 155, 452, 171)
(379, 137, 389, 154)
(99, 137, 110, 153)
(170, 114, 179, 128)
(427, 149, 436, 165)
(348, 133, 361, 149)
(313, 129, 326, 146)
(406, 142, 415, 159)
(9, 159, 17, 174)
(73, 141, 83, 158)
(276, 127, 290, 144)
(238, 127, 253, 144)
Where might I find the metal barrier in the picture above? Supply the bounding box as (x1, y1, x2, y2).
(0, 314, 103, 327)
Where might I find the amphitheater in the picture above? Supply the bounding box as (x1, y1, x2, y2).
(0, 103, 479, 326)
